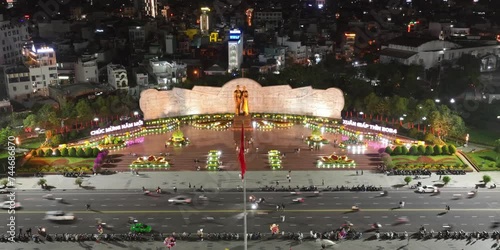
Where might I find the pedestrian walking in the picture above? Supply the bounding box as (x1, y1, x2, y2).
(26, 227, 31, 236)
(288, 170, 291, 174)
(276, 181, 279, 186)
(276, 205, 280, 211)
(173, 186, 177, 193)
(281, 215, 285, 222)
(288, 178, 291, 183)
(356, 170, 358, 175)
(281, 203, 285, 210)
(189, 183, 191, 188)
(439, 175, 442, 180)
(19, 228, 22, 236)
(322, 179, 325, 186)
(361, 170, 364, 175)
(86, 204, 91, 210)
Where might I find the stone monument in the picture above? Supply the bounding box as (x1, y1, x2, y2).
(233, 85, 252, 128)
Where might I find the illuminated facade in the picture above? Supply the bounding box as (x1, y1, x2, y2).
(246, 9, 253, 26)
(144, 0, 157, 17)
(139, 78, 345, 120)
(228, 29, 244, 72)
(22, 44, 58, 96)
(200, 7, 211, 34)
(344, 32, 356, 61)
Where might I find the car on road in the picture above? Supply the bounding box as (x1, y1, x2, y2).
(0, 201, 21, 209)
(416, 186, 438, 193)
(44, 211, 75, 221)
(168, 195, 192, 204)
(130, 223, 152, 233)
(0, 189, 14, 194)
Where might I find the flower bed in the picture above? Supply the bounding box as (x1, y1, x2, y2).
(317, 154, 356, 168)
(166, 130, 190, 147)
(268, 150, 282, 170)
(129, 155, 170, 169)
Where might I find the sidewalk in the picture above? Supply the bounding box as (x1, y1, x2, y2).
(5, 238, 500, 250)
(12, 170, 500, 191)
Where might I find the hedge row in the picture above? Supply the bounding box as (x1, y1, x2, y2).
(31, 147, 100, 158)
(385, 144, 457, 156)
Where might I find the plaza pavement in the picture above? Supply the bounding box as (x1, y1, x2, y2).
(5, 238, 500, 250)
(12, 169, 500, 191)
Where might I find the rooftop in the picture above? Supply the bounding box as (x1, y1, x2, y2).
(387, 36, 436, 48)
(5, 65, 29, 74)
(379, 48, 417, 59)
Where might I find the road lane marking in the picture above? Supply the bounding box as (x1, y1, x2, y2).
(118, 205, 123, 206)
(363, 216, 370, 219)
(373, 203, 379, 205)
(306, 217, 312, 219)
(290, 224, 296, 226)
(489, 216, 495, 218)
(113, 218, 119, 220)
(382, 216, 388, 218)
(324, 217, 331, 219)
(479, 223, 485, 225)
(162, 225, 168, 227)
(454, 216, 460, 218)
(335, 203, 342, 205)
(7, 208, 500, 214)
(147, 218, 154, 220)
(24, 218, 30, 220)
(423, 202, 429, 204)
(318, 203, 325, 205)
(101, 205, 107, 207)
(419, 216, 425, 218)
(472, 216, 477, 218)
(353, 197, 358, 199)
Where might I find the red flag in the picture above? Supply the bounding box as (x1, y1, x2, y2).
(238, 126, 246, 180)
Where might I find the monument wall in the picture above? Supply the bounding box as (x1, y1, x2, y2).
(139, 78, 345, 120)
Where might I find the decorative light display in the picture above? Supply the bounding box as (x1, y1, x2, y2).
(317, 154, 356, 168)
(268, 150, 282, 170)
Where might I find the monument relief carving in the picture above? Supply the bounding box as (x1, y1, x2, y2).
(139, 78, 344, 120)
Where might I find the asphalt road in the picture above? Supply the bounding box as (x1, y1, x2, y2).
(2, 189, 500, 234)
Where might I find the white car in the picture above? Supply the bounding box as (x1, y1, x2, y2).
(0, 201, 21, 209)
(417, 186, 437, 193)
(44, 211, 75, 221)
(168, 196, 192, 204)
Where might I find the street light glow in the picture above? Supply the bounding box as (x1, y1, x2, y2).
(94, 118, 99, 122)
(450, 98, 455, 103)
(435, 99, 441, 103)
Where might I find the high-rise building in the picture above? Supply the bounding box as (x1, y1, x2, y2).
(200, 7, 211, 34)
(22, 43, 58, 96)
(228, 29, 243, 72)
(144, 0, 157, 17)
(344, 32, 356, 61)
(0, 14, 30, 65)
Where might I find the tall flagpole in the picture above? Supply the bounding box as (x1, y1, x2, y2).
(243, 176, 248, 250)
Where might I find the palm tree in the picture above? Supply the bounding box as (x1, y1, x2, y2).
(37, 178, 47, 189)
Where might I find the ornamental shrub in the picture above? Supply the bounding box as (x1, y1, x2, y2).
(53, 148, 61, 157)
(68, 147, 77, 157)
(441, 145, 450, 155)
(401, 146, 409, 155)
(425, 146, 434, 155)
(84, 147, 92, 157)
(448, 144, 457, 154)
(92, 147, 100, 157)
(409, 146, 418, 155)
(45, 149, 53, 157)
(433, 145, 442, 155)
(32, 150, 37, 157)
(384, 146, 393, 155)
(417, 145, 425, 155)
(37, 149, 45, 157)
(61, 147, 69, 157)
(76, 148, 85, 157)
(392, 146, 403, 155)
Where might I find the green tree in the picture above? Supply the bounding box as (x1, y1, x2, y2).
(384, 146, 393, 154)
(23, 114, 38, 129)
(61, 147, 69, 157)
(37, 178, 47, 189)
(37, 104, 59, 128)
(363, 92, 381, 115)
(68, 147, 77, 157)
(390, 96, 409, 117)
(433, 145, 442, 155)
(428, 105, 466, 139)
(0, 178, 8, 188)
(53, 148, 61, 157)
(409, 145, 419, 155)
(483, 175, 492, 185)
(75, 177, 83, 187)
(441, 145, 450, 155)
(425, 145, 434, 155)
(0, 127, 13, 147)
(404, 176, 412, 185)
(495, 139, 500, 153)
(442, 176, 451, 185)
(75, 99, 94, 121)
(31, 149, 37, 157)
(51, 134, 64, 147)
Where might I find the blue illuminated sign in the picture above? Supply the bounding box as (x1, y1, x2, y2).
(230, 35, 241, 40)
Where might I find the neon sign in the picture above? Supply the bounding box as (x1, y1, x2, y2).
(343, 120, 397, 134)
(90, 120, 144, 136)
(229, 30, 241, 40)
